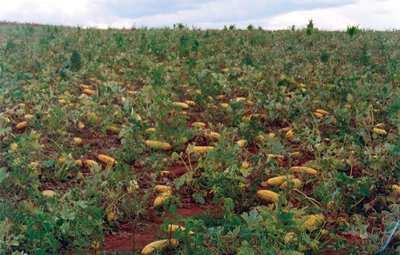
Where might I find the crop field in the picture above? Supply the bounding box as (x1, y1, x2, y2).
(1, 23, 400, 254)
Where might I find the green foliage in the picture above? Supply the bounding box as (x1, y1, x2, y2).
(347, 26, 360, 37)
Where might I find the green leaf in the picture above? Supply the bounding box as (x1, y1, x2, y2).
(0, 167, 7, 183)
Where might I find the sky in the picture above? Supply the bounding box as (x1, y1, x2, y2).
(0, 0, 399, 30)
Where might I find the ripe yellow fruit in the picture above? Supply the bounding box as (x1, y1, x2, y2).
(289, 166, 318, 175)
(373, 127, 387, 135)
(16, 121, 28, 130)
(313, 109, 329, 118)
(284, 232, 297, 244)
(84, 159, 99, 168)
(78, 121, 85, 129)
(289, 151, 302, 158)
(236, 139, 247, 148)
(392, 184, 400, 195)
(192, 122, 206, 128)
(153, 193, 172, 207)
(266, 175, 294, 186)
(97, 154, 116, 166)
(281, 178, 303, 189)
(234, 97, 246, 102)
(82, 88, 96, 96)
(42, 190, 56, 198)
(187, 145, 214, 154)
(141, 239, 179, 255)
(220, 103, 229, 109)
(145, 127, 156, 133)
(185, 100, 196, 106)
(256, 190, 279, 203)
(172, 102, 189, 109)
(285, 129, 294, 141)
(73, 137, 83, 146)
(302, 214, 325, 231)
(267, 154, 285, 162)
(24, 114, 34, 120)
(241, 161, 251, 169)
(10, 143, 18, 152)
(255, 134, 266, 143)
(154, 185, 172, 194)
(75, 159, 83, 167)
(91, 240, 100, 250)
(79, 84, 92, 90)
(205, 131, 221, 140)
(145, 140, 172, 150)
(313, 112, 324, 118)
(106, 209, 117, 222)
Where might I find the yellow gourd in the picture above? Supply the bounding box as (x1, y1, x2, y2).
(302, 214, 325, 231)
(289, 166, 318, 175)
(236, 139, 247, 148)
(154, 185, 172, 194)
(141, 239, 179, 255)
(145, 140, 172, 150)
(187, 145, 214, 154)
(205, 131, 221, 140)
(172, 102, 189, 109)
(266, 175, 294, 186)
(97, 154, 116, 166)
(373, 127, 387, 135)
(256, 190, 279, 203)
(153, 193, 172, 207)
(73, 137, 83, 146)
(42, 190, 56, 198)
(16, 121, 28, 130)
(192, 122, 206, 128)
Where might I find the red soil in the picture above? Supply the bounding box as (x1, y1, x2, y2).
(103, 203, 219, 252)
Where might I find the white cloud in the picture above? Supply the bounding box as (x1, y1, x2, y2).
(0, 0, 399, 30)
(263, 0, 400, 30)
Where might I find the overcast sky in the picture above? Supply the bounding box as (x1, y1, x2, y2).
(0, 0, 399, 30)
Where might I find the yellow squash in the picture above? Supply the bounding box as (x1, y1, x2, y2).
(373, 127, 387, 135)
(192, 122, 206, 128)
(187, 145, 214, 154)
(289, 166, 318, 175)
(236, 139, 247, 148)
(16, 121, 28, 130)
(256, 190, 279, 203)
(42, 190, 56, 198)
(154, 185, 172, 194)
(141, 239, 179, 255)
(73, 137, 83, 146)
(205, 131, 221, 140)
(153, 193, 172, 207)
(266, 175, 294, 186)
(97, 154, 116, 166)
(172, 102, 189, 109)
(302, 214, 325, 231)
(145, 140, 172, 150)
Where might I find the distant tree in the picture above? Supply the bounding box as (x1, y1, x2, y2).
(347, 25, 360, 37)
(306, 19, 314, 35)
